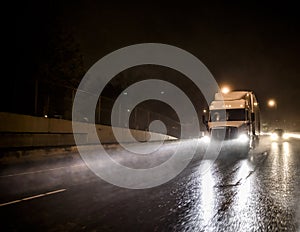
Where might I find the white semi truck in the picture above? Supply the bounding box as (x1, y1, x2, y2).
(203, 91, 260, 156)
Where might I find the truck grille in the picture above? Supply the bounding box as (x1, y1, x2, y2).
(211, 127, 238, 140)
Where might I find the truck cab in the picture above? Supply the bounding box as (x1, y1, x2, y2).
(204, 91, 260, 155)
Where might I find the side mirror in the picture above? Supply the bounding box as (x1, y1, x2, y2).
(251, 112, 255, 121)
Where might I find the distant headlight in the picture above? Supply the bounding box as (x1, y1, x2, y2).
(202, 135, 210, 143)
(283, 133, 289, 140)
(238, 134, 249, 143)
(271, 133, 278, 140)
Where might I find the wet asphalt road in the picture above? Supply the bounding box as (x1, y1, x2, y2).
(0, 136, 299, 231)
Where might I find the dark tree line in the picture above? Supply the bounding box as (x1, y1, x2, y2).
(11, 2, 85, 118)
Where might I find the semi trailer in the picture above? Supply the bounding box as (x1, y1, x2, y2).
(203, 91, 260, 156)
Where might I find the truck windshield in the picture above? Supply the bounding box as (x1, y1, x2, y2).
(210, 109, 246, 122)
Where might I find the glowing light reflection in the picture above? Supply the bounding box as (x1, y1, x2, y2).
(235, 161, 252, 208)
(237, 175, 251, 208)
(283, 142, 290, 155)
(271, 142, 279, 174)
(282, 142, 290, 195)
(199, 161, 215, 225)
(271, 142, 279, 153)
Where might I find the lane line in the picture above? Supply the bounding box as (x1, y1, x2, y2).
(22, 194, 46, 201)
(0, 164, 84, 178)
(0, 188, 66, 207)
(0, 200, 22, 206)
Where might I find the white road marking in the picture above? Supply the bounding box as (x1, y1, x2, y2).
(0, 188, 66, 207)
(0, 164, 84, 178)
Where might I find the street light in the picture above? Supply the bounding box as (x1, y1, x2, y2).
(268, 99, 276, 108)
(221, 86, 230, 94)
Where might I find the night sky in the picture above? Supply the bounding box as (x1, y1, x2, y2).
(15, 1, 300, 130)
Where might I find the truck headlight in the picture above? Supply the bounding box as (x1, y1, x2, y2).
(202, 135, 210, 143)
(238, 134, 249, 143)
(283, 133, 289, 140)
(271, 133, 278, 140)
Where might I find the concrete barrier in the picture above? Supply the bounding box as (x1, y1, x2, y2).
(0, 112, 177, 148)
